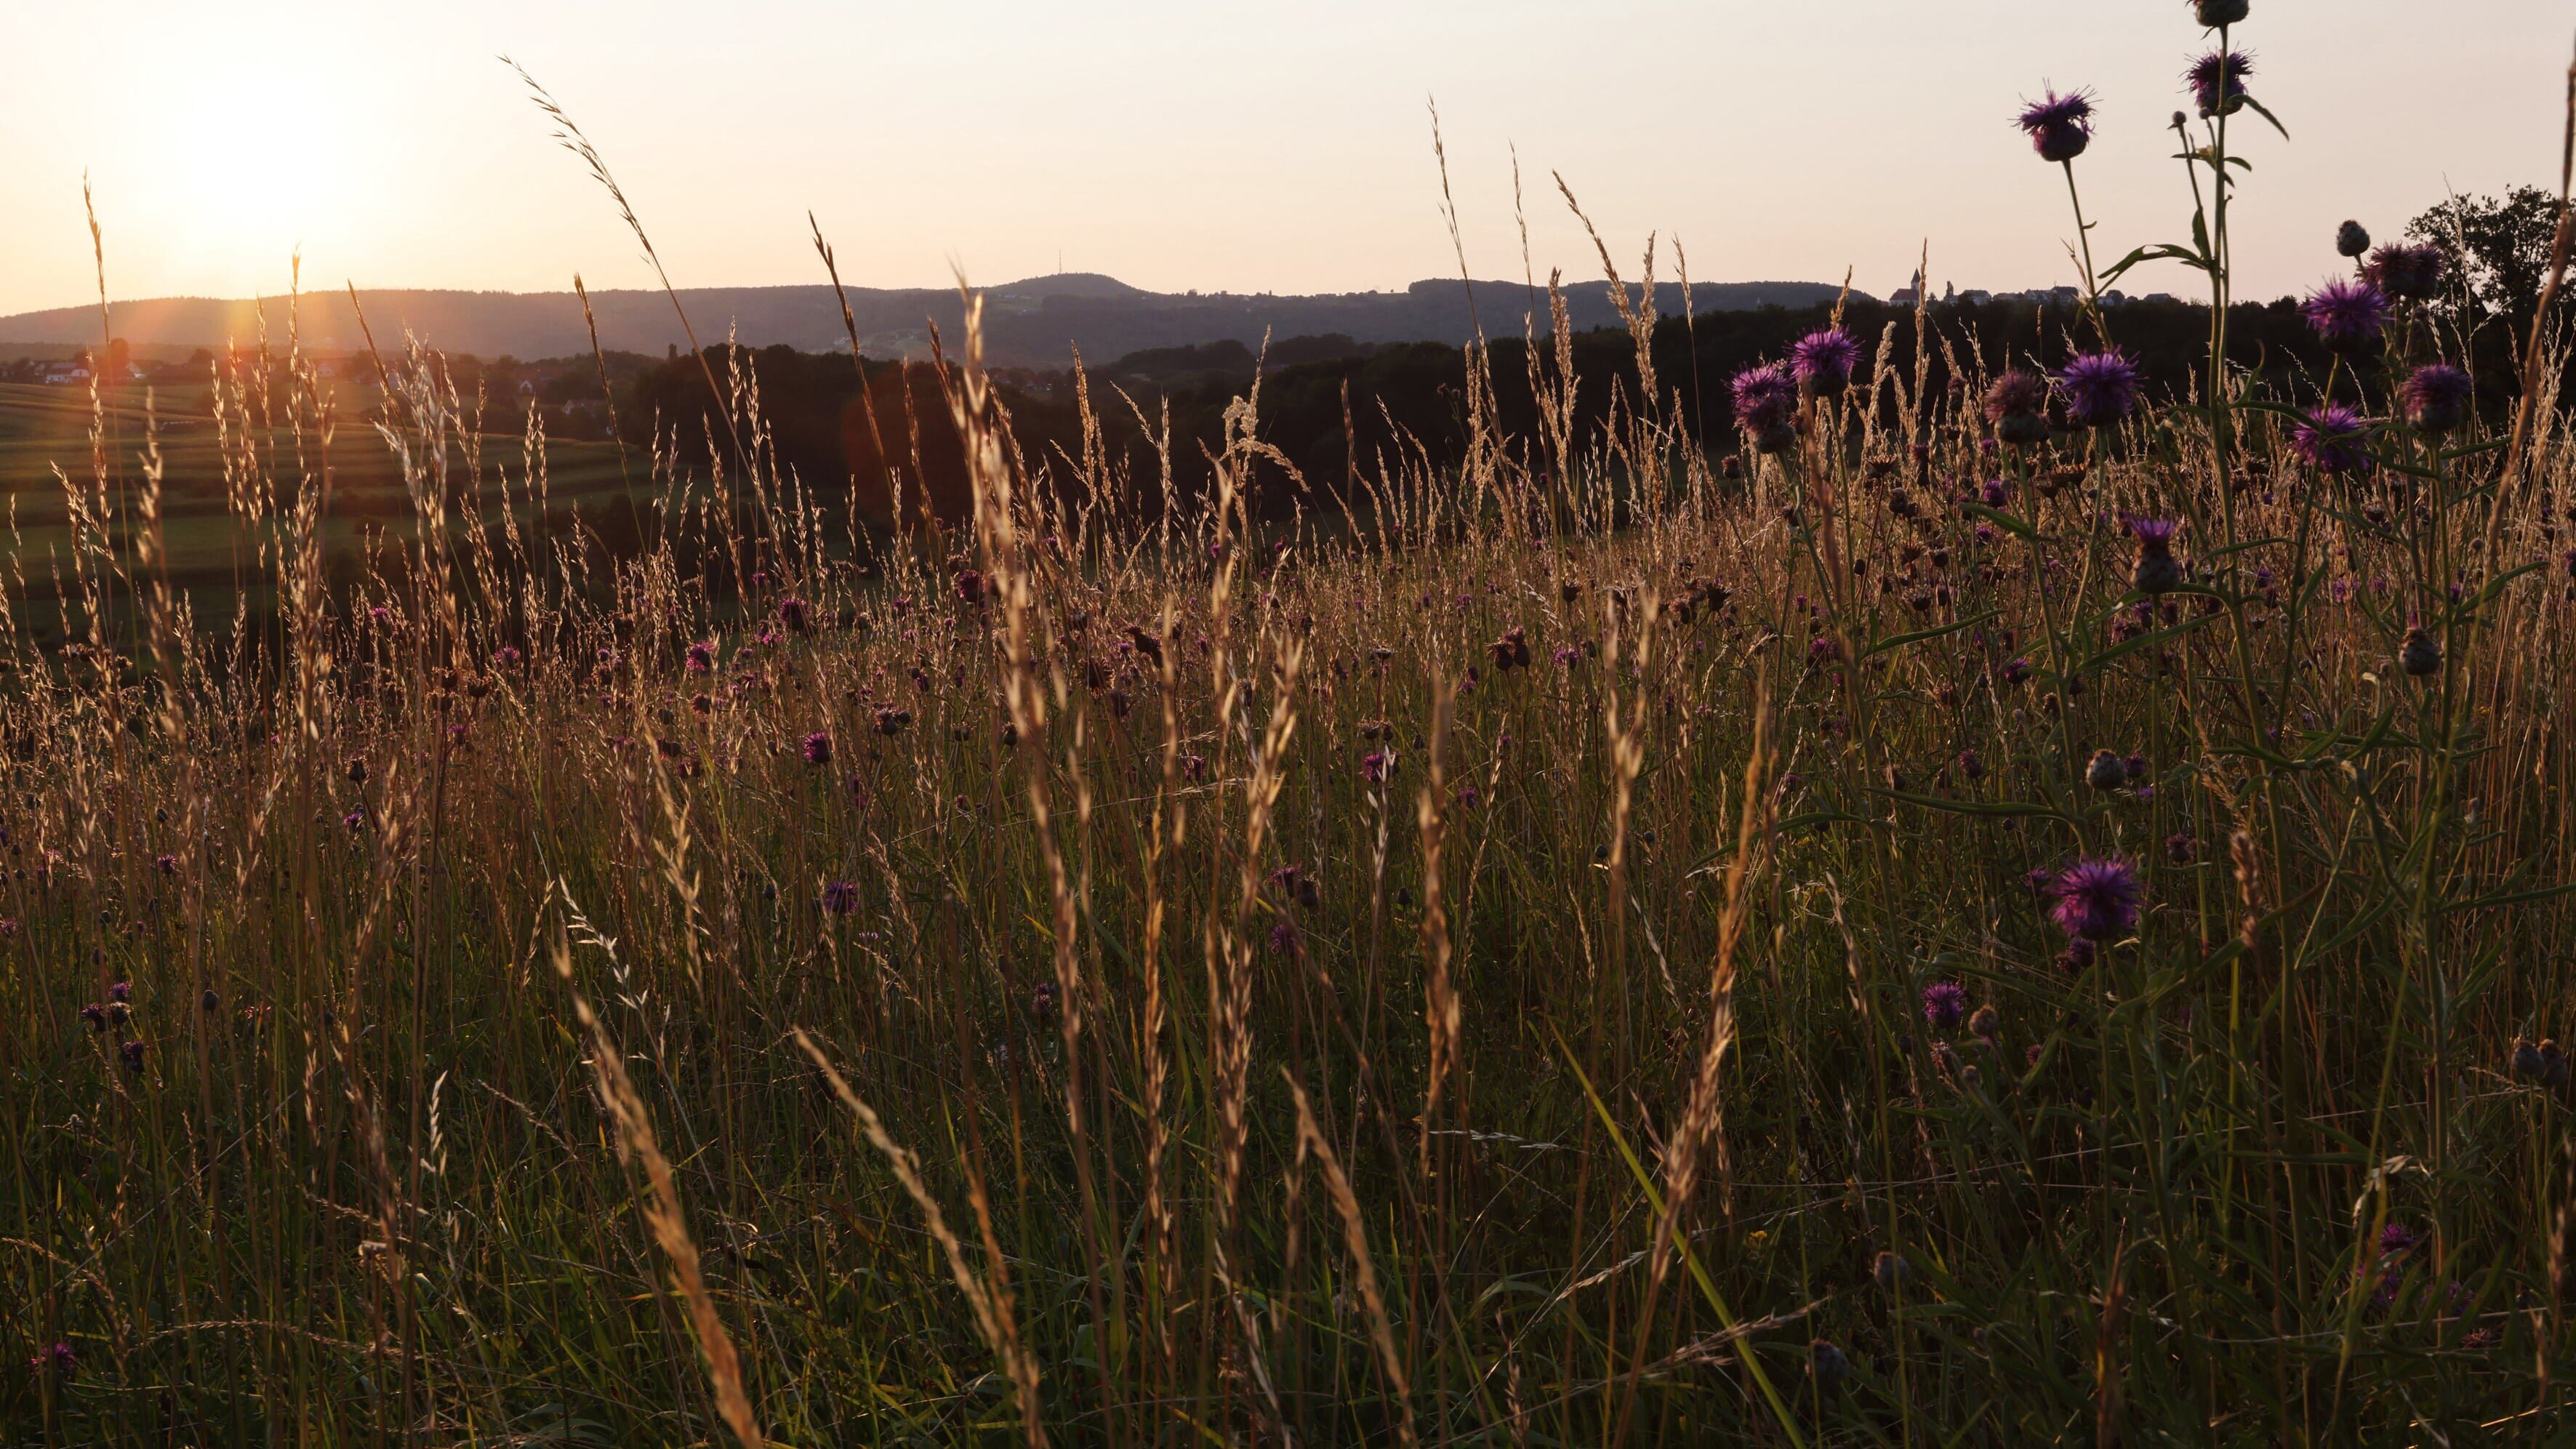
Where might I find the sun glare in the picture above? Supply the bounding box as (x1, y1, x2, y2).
(109, 16, 381, 296)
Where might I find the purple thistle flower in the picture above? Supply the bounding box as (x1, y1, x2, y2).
(2128, 516, 2184, 595)
(1267, 920, 1299, 956)
(686, 641, 716, 674)
(108, 980, 130, 1004)
(2290, 406, 2374, 475)
(2015, 89, 2096, 164)
(494, 645, 523, 668)
(119, 1038, 145, 1072)
(2364, 243, 2445, 302)
(2301, 278, 2390, 355)
(2050, 856, 2145, 941)
(821, 880, 860, 917)
(777, 596, 809, 632)
(2059, 350, 2143, 428)
(1981, 478, 2012, 507)
(1731, 362, 1799, 453)
(1360, 749, 1396, 784)
(2398, 364, 2474, 435)
(1983, 370, 2051, 446)
(801, 731, 832, 767)
(28, 1340, 73, 1376)
(1922, 980, 1968, 1029)
(1790, 328, 1864, 393)
(955, 569, 985, 603)
(2186, 49, 2254, 118)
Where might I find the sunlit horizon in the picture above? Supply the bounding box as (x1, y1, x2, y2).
(3, 0, 2569, 323)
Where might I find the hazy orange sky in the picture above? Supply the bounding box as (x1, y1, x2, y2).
(2, 1, 2567, 318)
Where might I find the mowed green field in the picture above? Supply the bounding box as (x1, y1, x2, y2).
(0, 380, 640, 603)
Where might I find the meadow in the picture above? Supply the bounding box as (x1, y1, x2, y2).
(8, 6, 2576, 1444)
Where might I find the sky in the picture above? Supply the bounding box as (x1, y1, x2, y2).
(1, 0, 2569, 318)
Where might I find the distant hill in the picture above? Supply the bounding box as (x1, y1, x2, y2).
(0, 275, 1859, 369)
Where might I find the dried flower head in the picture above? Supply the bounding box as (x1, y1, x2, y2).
(2335, 219, 2372, 258)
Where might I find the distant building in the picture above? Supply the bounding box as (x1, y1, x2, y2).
(1959, 289, 1993, 305)
(1890, 288, 1922, 308)
(42, 364, 91, 386)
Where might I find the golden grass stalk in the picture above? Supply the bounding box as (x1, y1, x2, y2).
(557, 936, 765, 1449)
(793, 1029, 1046, 1448)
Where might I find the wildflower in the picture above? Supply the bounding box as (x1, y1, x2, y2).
(79, 1003, 108, 1032)
(2192, 0, 2249, 25)
(1488, 626, 1531, 670)
(27, 1340, 73, 1377)
(1983, 370, 2050, 447)
(873, 706, 912, 736)
(1179, 752, 1208, 782)
(2364, 242, 2445, 301)
(777, 596, 808, 632)
(495, 645, 523, 668)
(2511, 1037, 2569, 1085)
(2300, 278, 2389, 354)
(119, 1039, 145, 1072)
(2001, 657, 2034, 686)
(1871, 1250, 1914, 1290)
(2335, 219, 2372, 258)
(686, 641, 716, 673)
(2086, 749, 2127, 791)
(1267, 920, 1299, 956)
(154, 853, 178, 875)
(801, 731, 832, 767)
(955, 569, 986, 604)
(1922, 980, 1967, 1029)
(1959, 748, 1984, 780)
(2289, 406, 2373, 475)
(2399, 625, 2442, 678)
(1360, 750, 1396, 784)
(1807, 635, 1841, 664)
(2128, 517, 2185, 595)
(108, 980, 130, 1004)
(1810, 1340, 1850, 1393)
(1980, 478, 2011, 508)
(2167, 831, 2199, 864)
(347, 756, 369, 784)
(2056, 938, 2098, 974)
(2186, 49, 2253, 118)
(1031, 979, 1058, 1019)
(2050, 856, 2144, 940)
(1969, 1003, 2001, 1041)
(2015, 88, 2096, 164)
(1124, 626, 1164, 666)
(1553, 646, 1581, 669)
(821, 880, 860, 917)
(2398, 364, 2474, 436)
(1790, 328, 1864, 393)
(2059, 350, 2143, 428)
(1731, 362, 1799, 453)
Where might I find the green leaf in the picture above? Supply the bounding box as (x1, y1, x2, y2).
(1861, 609, 2002, 661)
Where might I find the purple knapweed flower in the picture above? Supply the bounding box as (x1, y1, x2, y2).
(1360, 749, 1396, 784)
(801, 731, 832, 767)
(494, 645, 523, 668)
(2050, 856, 2144, 941)
(955, 569, 985, 603)
(2129, 516, 2184, 595)
(28, 1340, 73, 1376)
(1981, 478, 2012, 507)
(777, 596, 809, 632)
(119, 1038, 145, 1072)
(1790, 328, 1864, 393)
(2302, 278, 2390, 355)
(1922, 980, 1968, 1030)
(2187, 49, 2253, 118)
(2015, 89, 2096, 164)
(2398, 364, 2473, 436)
(2364, 243, 2445, 302)
(821, 880, 860, 917)
(1732, 362, 1799, 453)
(1983, 370, 2051, 446)
(686, 641, 716, 674)
(2059, 350, 2143, 428)
(2290, 406, 2374, 475)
